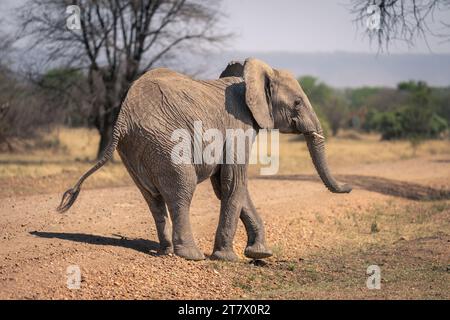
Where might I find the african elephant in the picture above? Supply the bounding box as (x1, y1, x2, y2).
(57, 58, 351, 261)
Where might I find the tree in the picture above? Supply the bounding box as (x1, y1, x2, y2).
(351, 0, 450, 51)
(0, 33, 33, 150)
(299, 76, 333, 106)
(0, 64, 57, 151)
(364, 81, 448, 141)
(19, 0, 227, 159)
(432, 87, 450, 125)
(38, 68, 90, 127)
(322, 96, 349, 136)
(346, 87, 380, 110)
(398, 81, 447, 139)
(299, 76, 349, 136)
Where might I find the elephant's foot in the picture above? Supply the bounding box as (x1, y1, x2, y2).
(244, 243, 273, 259)
(174, 244, 205, 261)
(210, 249, 239, 262)
(158, 244, 174, 255)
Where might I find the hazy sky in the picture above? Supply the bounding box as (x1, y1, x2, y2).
(220, 0, 450, 53)
(2, 0, 450, 54)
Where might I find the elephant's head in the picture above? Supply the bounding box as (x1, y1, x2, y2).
(229, 58, 351, 193)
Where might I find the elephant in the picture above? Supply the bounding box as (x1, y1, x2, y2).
(57, 58, 351, 262)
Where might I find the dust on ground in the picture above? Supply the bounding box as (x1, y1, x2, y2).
(0, 129, 449, 299)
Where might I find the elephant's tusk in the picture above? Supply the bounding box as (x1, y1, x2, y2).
(312, 132, 325, 140)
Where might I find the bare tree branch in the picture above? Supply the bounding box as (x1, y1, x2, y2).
(350, 0, 450, 51)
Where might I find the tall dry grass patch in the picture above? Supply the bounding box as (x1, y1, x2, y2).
(1, 127, 449, 182)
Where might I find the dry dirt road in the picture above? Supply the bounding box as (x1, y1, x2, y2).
(1, 156, 449, 299)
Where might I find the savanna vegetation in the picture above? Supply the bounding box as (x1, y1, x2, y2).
(2, 63, 449, 155)
(1, 0, 449, 156)
(298, 76, 449, 147)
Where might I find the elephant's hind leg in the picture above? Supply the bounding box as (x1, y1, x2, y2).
(143, 193, 173, 255)
(124, 171, 173, 254)
(160, 168, 205, 261)
(117, 149, 173, 254)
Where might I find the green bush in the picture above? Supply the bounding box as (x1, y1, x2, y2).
(377, 111, 404, 140)
(363, 107, 447, 140)
(298, 76, 349, 136)
(317, 113, 331, 138)
(429, 113, 448, 136)
(362, 81, 448, 140)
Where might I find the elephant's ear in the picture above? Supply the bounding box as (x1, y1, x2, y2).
(219, 61, 244, 78)
(244, 58, 275, 129)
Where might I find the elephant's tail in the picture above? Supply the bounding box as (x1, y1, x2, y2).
(57, 114, 127, 213)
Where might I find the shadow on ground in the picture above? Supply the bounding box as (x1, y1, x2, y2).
(432, 159, 450, 164)
(29, 231, 160, 254)
(0, 158, 125, 165)
(255, 174, 450, 201)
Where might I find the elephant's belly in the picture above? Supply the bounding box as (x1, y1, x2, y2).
(194, 164, 219, 184)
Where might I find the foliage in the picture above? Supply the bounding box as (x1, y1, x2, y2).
(0, 66, 57, 150)
(362, 81, 448, 140)
(38, 68, 90, 127)
(298, 76, 349, 136)
(299, 76, 448, 141)
(316, 113, 331, 139)
(346, 87, 381, 111)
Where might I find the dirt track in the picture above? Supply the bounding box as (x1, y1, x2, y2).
(1, 156, 449, 299)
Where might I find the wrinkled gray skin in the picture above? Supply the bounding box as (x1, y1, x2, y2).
(57, 58, 351, 261)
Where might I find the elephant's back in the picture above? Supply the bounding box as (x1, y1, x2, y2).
(122, 68, 236, 134)
(139, 67, 192, 83)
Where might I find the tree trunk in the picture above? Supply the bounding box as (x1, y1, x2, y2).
(89, 68, 121, 160)
(96, 117, 114, 160)
(95, 98, 122, 160)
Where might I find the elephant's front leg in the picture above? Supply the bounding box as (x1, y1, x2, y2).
(210, 173, 272, 259)
(211, 164, 247, 261)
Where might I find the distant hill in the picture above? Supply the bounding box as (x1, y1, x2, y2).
(189, 51, 450, 88)
(16, 47, 450, 88)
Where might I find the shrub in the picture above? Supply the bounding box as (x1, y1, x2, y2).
(364, 107, 448, 140)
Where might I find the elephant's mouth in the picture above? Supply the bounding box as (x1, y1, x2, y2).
(294, 120, 325, 141)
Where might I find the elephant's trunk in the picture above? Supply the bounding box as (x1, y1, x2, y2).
(305, 129, 352, 194)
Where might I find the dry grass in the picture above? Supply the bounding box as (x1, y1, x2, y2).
(0, 128, 131, 198)
(251, 130, 450, 176)
(1, 127, 449, 198)
(279, 132, 450, 173)
(229, 198, 450, 299)
(0, 128, 120, 177)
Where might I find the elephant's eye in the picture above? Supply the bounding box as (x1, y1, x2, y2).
(294, 98, 303, 108)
